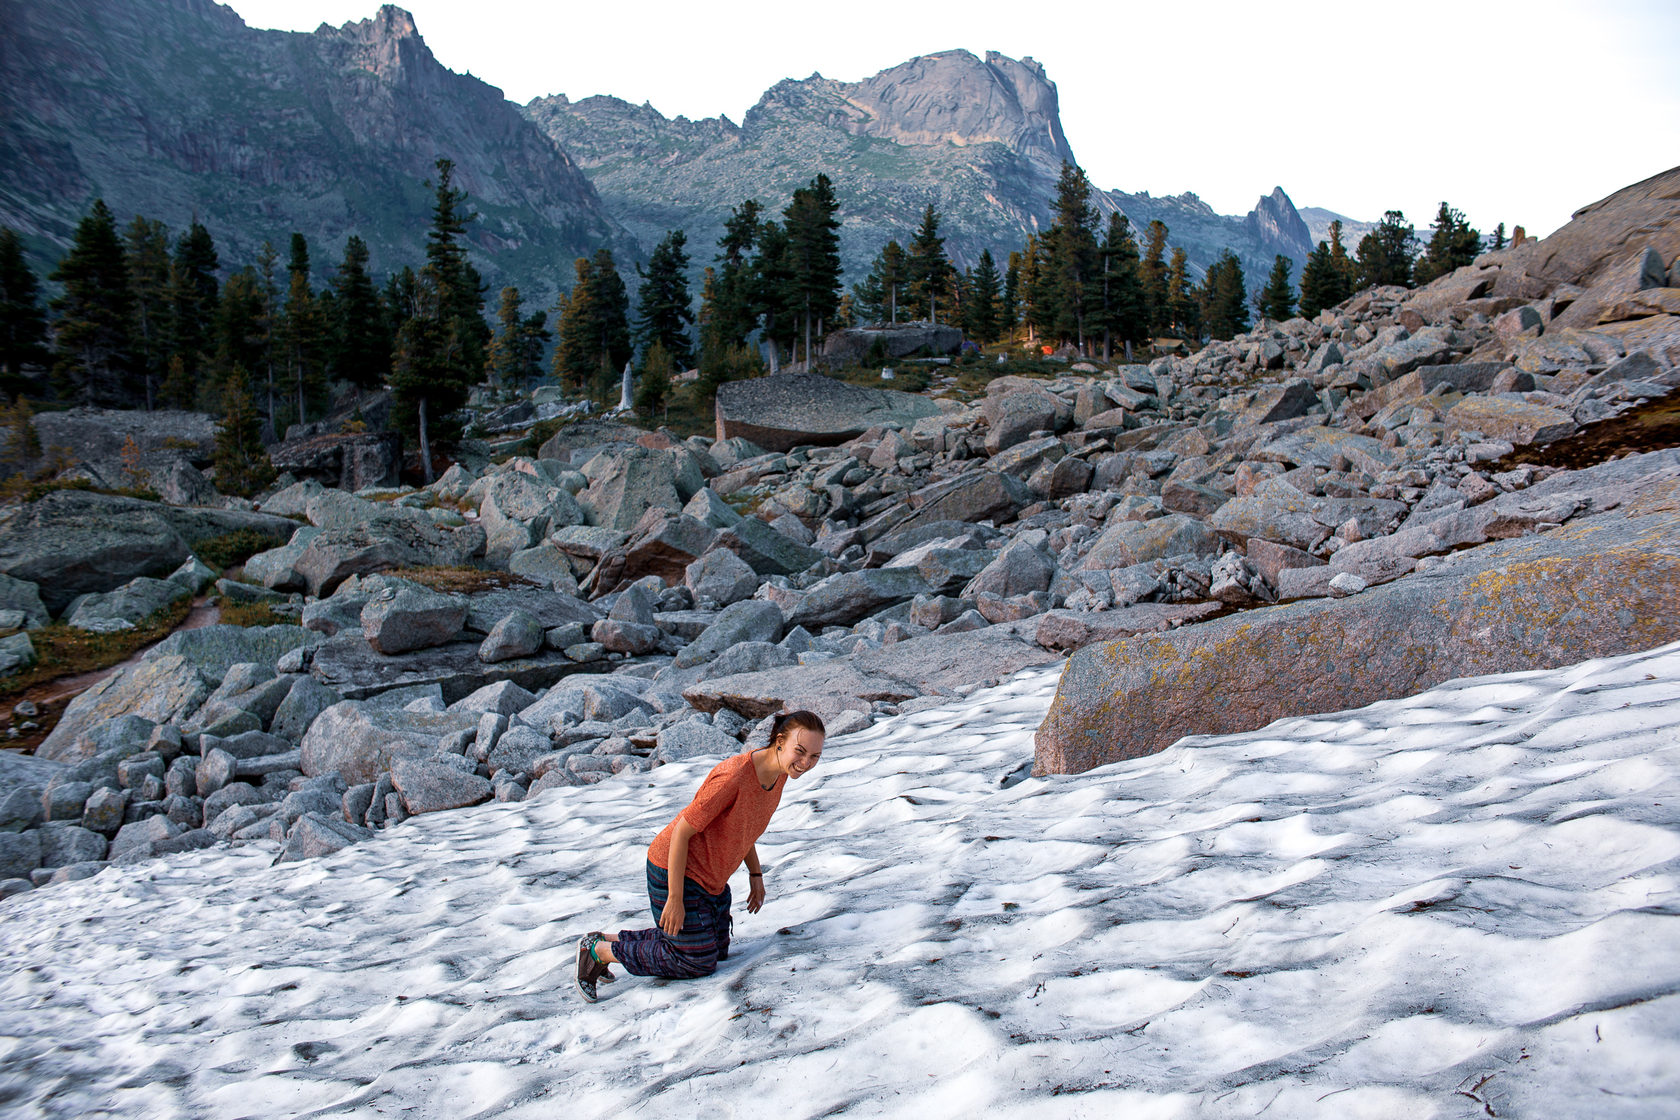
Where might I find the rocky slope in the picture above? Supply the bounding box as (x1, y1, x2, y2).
(0, 0, 625, 304)
(525, 51, 1327, 284)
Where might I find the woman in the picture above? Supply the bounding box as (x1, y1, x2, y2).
(576, 710, 826, 1001)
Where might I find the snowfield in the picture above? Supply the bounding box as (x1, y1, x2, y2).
(4, 642, 1680, 1118)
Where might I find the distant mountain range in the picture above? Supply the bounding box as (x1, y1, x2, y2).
(1, 0, 1369, 306)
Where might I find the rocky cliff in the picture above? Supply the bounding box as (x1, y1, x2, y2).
(0, 0, 624, 304)
(528, 50, 1327, 291)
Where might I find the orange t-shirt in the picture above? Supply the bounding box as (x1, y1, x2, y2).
(648, 751, 784, 896)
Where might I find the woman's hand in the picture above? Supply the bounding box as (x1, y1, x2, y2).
(747, 876, 766, 914)
(659, 895, 686, 936)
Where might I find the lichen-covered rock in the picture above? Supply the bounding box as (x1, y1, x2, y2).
(361, 587, 468, 655)
(714, 371, 942, 452)
(391, 757, 492, 815)
(299, 701, 479, 785)
(36, 655, 212, 763)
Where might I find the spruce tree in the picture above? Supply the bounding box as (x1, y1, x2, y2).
(211, 370, 274, 497)
(1094, 213, 1145, 360)
(1140, 220, 1170, 337)
(1018, 234, 1048, 343)
(1198, 250, 1249, 340)
(1259, 255, 1296, 322)
(281, 233, 326, 425)
(589, 248, 632, 392)
(752, 221, 796, 367)
(422, 158, 491, 378)
(212, 268, 266, 395)
(1490, 222, 1507, 251)
(330, 235, 387, 391)
(709, 199, 762, 351)
(1355, 210, 1417, 289)
(1413, 202, 1482, 285)
(50, 199, 135, 405)
(1327, 221, 1356, 302)
(122, 217, 171, 410)
(486, 286, 528, 390)
(1164, 247, 1198, 341)
(782, 174, 842, 363)
(166, 219, 219, 403)
(964, 249, 1003, 344)
(1002, 254, 1020, 335)
(555, 257, 597, 391)
(253, 241, 281, 434)
(1297, 241, 1336, 319)
(635, 230, 695, 367)
(906, 205, 951, 323)
(635, 339, 673, 417)
(0, 228, 50, 399)
(1044, 162, 1100, 350)
(853, 240, 907, 325)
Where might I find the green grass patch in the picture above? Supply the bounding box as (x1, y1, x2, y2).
(387, 565, 540, 595)
(192, 529, 280, 572)
(217, 600, 294, 628)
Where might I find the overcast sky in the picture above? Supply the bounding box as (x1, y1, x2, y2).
(227, 0, 1678, 238)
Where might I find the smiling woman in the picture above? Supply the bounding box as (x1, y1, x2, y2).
(575, 710, 826, 1001)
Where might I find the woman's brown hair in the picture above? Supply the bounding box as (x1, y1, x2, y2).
(770, 710, 825, 745)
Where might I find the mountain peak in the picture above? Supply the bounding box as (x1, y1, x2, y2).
(1243, 187, 1313, 262)
(315, 4, 434, 81)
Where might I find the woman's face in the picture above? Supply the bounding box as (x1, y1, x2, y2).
(781, 730, 824, 779)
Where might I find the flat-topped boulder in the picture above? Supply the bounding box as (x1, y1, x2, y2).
(714, 372, 944, 452)
(268, 430, 402, 491)
(820, 321, 963, 364)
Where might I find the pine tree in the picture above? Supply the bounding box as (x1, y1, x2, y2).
(330, 235, 387, 391)
(280, 233, 327, 425)
(906, 205, 951, 323)
(121, 217, 170, 410)
(555, 257, 597, 392)
(212, 267, 266, 396)
(1094, 213, 1146, 360)
(423, 158, 491, 379)
(1199, 250, 1249, 340)
(635, 339, 673, 417)
(1140, 220, 1170, 337)
(50, 199, 135, 405)
(166, 218, 219, 404)
(487, 286, 528, 390)
(1355, 210, 1417, 289)
(964, 249, 1003, 344)
(708, 199, 762, 351)
(635, 230, 695, 367)
(1259, 255, 1296, 322)
(1327, 221, 1356, 302)
(853, 240, 907, 324)
(1413, 202, 1482, 285)
(588, 248, 632, 394)
(1018, 234, 1049, 343)
(211, 370, 275, 498)
(1298, 242, 1337, 319)
(1043, 162, 1101, 350)
(1164, 246, 1197, 341)
(1002, 254, 1020, 335)
(751, 221, 796, 367)
(0, 228, 50, 399)
(782, 174, 842, 363)
(1490, 222, 1507, 251)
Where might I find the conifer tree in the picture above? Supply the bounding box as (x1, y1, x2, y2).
(1018, 234, 1049, 343)
(1164, 247, 1199, 341)
(1490, 222, 1507, 251)
(50, 199, 135, 405)
(852, 240, 907, 325)
(708, 200, 762, 352)
(1002, 254, 1021, 335)
(751, 221, 796, 367)
(166, 218, 220, 403)
(330, 235, 387, 391)
(782, 174, 842, 363)
(1412, 202, 1482, 285)
(554, 258, 597, 391)
(635, 230, 695, 367)
(0, 228, 50, 399)
(906, 205, 952, 323)
(1140, 220, 1170, 337)
(963, 249, 1003, 344)
(486, 286, 527, 390)
(1327, 221, 1356, 300)
(1355, 210, 1417, 289)
(1094, 213, 1145, 360)
(1297, 241, 1336, 320)
(1043, 162, 1101, 349)
(1199, 250, 1249, 340)
(1259, 255, 1296, 322)
(211, 370, 274, 498)
(280, 233, 326, 424)
(635, 339, 673, 417)
(212, 268, 266, 395)
(121, 217, 170, 410)
(588, 248, 632, 393)
(422, 158, 491, 377)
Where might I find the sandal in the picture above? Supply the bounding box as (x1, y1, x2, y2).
(575, 933, 610, 1003)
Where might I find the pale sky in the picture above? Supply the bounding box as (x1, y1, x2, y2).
(226, 0, 1679, 238)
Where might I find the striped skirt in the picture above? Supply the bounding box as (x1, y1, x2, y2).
(613, 860, 733, 980)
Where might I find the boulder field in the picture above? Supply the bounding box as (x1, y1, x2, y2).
(2, 164, 1680, 898)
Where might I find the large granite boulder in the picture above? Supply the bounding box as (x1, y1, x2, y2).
(1081, 513, 1221, 570)
(820, 321, 963, 364)
(0, 490, 295, 613)
(535, 419, 646, 466)
(1444, 396, 1577, 446)
(64, 576, 190, 633)
(299, 701, 479, 785)
(1036, 495, 1680, 775)
(714, 372, 943, 452)
(31, 408, 216, 466)
(36, 655, 212, 763)
(0, 574, 50, 630)
(673, 600, 785, 668)
(268, 431, 402, 491)
(575, 445, 688, 532)
(477, 471, 585, 563)
(893, 471, 1033, 536)
(311, 632, 598, 703)
(711, 517, 824, 576)
(361, 586, 468, 655)
(291, 517, 482, 597)
(786, 568, 931, 631)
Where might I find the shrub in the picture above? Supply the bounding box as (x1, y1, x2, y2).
(193, 528, 279, 572)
